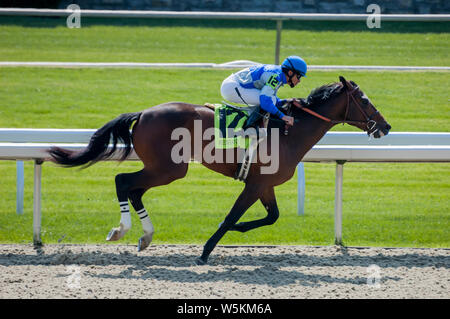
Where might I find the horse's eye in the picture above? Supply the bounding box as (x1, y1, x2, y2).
(362, 98, 369, 105)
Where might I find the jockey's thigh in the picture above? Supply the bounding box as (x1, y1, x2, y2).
(221, 75, 261, 106)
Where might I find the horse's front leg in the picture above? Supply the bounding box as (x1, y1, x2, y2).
(197, 183, 263, 265)
(230, 186, 279, 233)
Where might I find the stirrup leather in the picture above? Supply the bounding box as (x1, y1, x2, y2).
(236, 138, 258, 181)
(235, 113, 269, 182)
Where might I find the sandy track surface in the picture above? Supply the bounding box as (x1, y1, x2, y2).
(0, 244, 448, 299)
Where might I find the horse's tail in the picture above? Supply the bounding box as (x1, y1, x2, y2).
(48, 112, 141, 168)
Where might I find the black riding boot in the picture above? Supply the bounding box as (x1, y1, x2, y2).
(243, 108, 262, 131)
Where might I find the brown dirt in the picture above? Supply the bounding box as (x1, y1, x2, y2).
(0, 244, 448, 299)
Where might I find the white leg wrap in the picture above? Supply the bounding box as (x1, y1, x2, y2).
(136, 208, 154, 234)
(119, 201, 132, 231)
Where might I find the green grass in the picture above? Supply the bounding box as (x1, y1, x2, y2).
(0, 68, 448, 132)
(0, 17, 449, 66)
(0, 161, 448, 247)
(0, 17, 448, 248)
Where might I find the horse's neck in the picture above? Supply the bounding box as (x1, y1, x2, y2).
(289, 119, 334, 164)
(288, 99, 344, 165)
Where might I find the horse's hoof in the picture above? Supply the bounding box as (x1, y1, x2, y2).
(195, 257, 208, 266)
(106, 228, 123, 241)
(137, 233, 153, 252)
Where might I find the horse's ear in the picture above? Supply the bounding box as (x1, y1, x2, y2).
(339, 76, 349, 89)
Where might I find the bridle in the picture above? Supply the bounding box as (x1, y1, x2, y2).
(292, 84, 380, 132)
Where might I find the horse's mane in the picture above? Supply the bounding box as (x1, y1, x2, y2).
(301, 82, 344, 108)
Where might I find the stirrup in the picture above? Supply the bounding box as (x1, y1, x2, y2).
(235, 132, 266, 182)
(236, 148, 254, 182)
(235, 110, 270, 182)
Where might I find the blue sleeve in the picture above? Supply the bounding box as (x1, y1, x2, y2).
(260, 95, 285, 119)
(258, 71, 286, 119)
(276, 98, 286, 107)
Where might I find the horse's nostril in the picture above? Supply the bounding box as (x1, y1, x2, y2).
(386, 124, 392, 131)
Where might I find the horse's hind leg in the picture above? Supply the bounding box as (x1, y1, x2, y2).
(106, 170, 145, 242)
(106, 165, 188, 250)
(128, 188, 155, 252)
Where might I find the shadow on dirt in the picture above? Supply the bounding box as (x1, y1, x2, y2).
(1, 245, 448, 287)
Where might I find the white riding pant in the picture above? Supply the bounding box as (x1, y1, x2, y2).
(220, 74, 260, 114)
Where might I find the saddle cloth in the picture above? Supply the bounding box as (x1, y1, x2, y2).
(212, 103, 251, 149)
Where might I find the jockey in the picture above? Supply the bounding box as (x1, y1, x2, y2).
(220, 55, 307, 128)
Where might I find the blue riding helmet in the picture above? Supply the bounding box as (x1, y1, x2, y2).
(281, 56, 307, 77)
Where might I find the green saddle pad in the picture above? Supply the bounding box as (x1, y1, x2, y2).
(214, 104, 250, 149)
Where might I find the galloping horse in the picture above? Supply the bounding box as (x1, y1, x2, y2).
(48, 76, 391, 264)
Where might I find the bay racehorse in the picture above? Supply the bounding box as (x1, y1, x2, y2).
(48, 76, 391, 264)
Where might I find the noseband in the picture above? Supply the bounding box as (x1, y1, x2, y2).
(344, 86, 379, 131)
(293, 85, 380, 132)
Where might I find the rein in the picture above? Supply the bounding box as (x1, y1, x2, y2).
(292, 85, 379, 131)
(250, 84, 379, 135)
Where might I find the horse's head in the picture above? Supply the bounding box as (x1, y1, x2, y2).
(338, 76, 391, 138)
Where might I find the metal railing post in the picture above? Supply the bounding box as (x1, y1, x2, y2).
(275, 19, 283, 65)
(33, 159, 43, 246)
(16, 160, 24, 215)
(297, 162, 305, 215)
(335, 160, 346, 245)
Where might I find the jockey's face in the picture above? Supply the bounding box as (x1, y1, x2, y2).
(286, 70, 301, 88)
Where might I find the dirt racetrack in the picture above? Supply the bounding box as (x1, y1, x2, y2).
(0, 244, 448, 299)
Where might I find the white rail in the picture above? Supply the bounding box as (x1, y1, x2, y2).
(1, 129, 449, 245)
(1, 61, 449, 71)
(1, 8, 449, 21)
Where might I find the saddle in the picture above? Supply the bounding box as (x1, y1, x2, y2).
(204, 102, 290, 136)
(205, 102, 293, 182)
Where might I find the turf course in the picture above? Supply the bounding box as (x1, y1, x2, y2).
(0, 17, 448, 247)
(0, 17, 449, 65)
